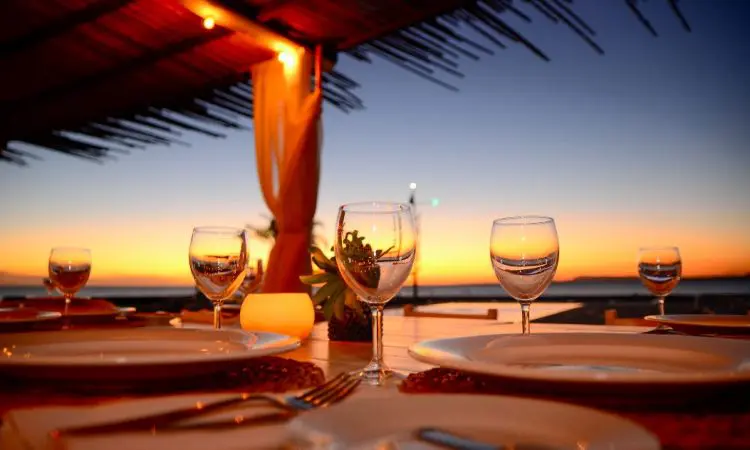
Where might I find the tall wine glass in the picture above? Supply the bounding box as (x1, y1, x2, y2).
(48, 247, 91, 316)
(638, 246, 681, 323)
(189, 227, 248, 329)
(490, 216, 559, 335)
(334, 202, 416, 385)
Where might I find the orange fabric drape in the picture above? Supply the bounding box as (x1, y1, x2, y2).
(252, 49, 322, 293)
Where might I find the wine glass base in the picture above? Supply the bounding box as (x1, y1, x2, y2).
(359, 364, 406, 387)
(647, 323, 674, 334)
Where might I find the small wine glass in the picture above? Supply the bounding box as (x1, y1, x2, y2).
(334, 202, 416, 385)
(189, 227, 248, 329)
(638, 246, 682, 325)
(233, 259, 265, 302)
(48, 247, 92, 316)
(490, 216, 559, 335)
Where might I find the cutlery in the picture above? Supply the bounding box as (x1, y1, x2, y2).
(416, 427, 558, 450)
(53, 371, 362, 437)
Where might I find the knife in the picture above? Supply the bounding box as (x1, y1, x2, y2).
(416, 427, 557, 450)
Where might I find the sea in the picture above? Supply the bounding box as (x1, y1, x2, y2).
(1, 278, 748, 299)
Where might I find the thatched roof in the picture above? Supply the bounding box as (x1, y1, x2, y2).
(0, 0, 690, 166)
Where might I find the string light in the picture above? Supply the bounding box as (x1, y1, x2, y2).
(203, 17, 215, 30)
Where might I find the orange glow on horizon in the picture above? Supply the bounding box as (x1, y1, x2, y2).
(1, 212, 748, 287)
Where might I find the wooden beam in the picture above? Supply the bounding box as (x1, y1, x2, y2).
(0, 0, 135, 58)
(180, 0, 337, 71)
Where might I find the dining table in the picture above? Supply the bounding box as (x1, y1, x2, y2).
(1, 313, 748, 450)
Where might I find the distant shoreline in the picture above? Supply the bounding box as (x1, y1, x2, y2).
(1, 275, 748, 290)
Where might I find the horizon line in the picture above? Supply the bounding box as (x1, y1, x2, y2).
(1, 274, 748, 289)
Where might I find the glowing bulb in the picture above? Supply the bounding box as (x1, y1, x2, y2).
(203, 17, 215, 30)
(277, 51, 293, 65)
(409, 182, 417, 190)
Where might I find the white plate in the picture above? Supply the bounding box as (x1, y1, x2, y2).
(408, 333, 750, 385)
(645, 314, 750, 335)
(287, 393, 659, 450)
(0, 328, 300, 381)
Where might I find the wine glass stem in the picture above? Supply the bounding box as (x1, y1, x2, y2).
(64, 294, 72, 316)
(520, 301, 531, 335)
(657, 296, 665, 316)
(214, 302, 223, 329)
(370, 304, 385, 369)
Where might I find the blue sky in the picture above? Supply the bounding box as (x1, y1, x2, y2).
(1, 0, 748, 284)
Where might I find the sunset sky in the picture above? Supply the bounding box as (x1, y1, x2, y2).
(1, 1, 749, 287)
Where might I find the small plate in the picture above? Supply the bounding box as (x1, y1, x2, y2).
(409, 333, 750, 387)
(0, 328, 300, 381)
(287, 393, 659, 450)
(645, 314, 750, 335)
(0, 298, 122, 318)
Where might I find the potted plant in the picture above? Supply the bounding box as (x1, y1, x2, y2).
(300, 245, 373, 342)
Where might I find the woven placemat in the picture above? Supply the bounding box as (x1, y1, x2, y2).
(400, 368, 750, 450)
(0, 356, 325, 416)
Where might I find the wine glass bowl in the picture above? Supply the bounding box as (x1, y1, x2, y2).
(334, 202, 416, 385)
(638, 246, 682, 317)
(48, 247, 91, 316)
(189, 227, 248, 329)
(490, 216, 559, 335)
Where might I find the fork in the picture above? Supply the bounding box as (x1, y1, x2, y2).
(53, 371, 362, 437)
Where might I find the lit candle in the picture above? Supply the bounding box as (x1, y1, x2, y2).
(240, 293, 315, 340)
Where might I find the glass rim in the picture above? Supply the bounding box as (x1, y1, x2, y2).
(49, 247, 91, 253)
(339, 201, 411, 214)
(492, 215, 555, 226)
(192, 226, 246, 235)
(638, 246, 680, 252)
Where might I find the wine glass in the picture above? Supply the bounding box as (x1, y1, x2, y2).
(334, 202, 416, 385)
(48, 247, 92, 316)
(233, 259, 264, 302)
(189, 227, 248, 329)
(638, 246, 682, 323)
(490, 216, 559, 335)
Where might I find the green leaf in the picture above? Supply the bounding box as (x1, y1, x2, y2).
(333, 294, 346, 321)
(312, 278, 344, 305)
(328, 281, 348, 320)
(299, 272, 335, 285)
(322, 299, 335, 321)
(343, 288, 359, 309)
(310, 246, 336, 272)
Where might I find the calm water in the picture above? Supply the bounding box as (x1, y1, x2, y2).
(1, 279, 748, 299)
(404, 279, 750, 298)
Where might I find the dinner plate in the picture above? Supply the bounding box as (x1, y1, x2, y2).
(645, 314, 750, 335)
(408, 333, 750, 386)
(0, 328, 300, 381)
(0, 308, 62, 323)
(287, 393, 659, 450)
(0, 308, 62, 332)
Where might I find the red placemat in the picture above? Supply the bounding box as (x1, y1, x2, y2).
(0, 357, 324, 417)
(401, 368, 750, 450)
